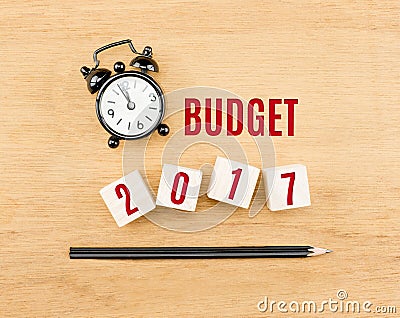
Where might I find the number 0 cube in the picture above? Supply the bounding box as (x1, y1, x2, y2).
(207, 156, 260, 209)
(263, 164, 311, 211)
(156, 164, 203, 212)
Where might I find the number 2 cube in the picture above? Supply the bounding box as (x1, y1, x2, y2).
(207, 156, 260, 209)
(263, 164, 311, 211)
(99, 170, 156, 227)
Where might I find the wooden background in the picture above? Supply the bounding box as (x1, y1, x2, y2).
(0, 1, 399, 316)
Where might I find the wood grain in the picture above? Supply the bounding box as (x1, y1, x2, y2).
(0, 1, 399, 316)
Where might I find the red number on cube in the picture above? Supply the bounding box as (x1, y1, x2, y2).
(281, 172, 295, 205)
(115, 184, 139, 216)
(171, 172, 189, 205)
(229, 168, 243, 200)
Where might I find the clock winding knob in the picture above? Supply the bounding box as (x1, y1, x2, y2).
(114, 61, 125, 73)
(80, 66, 91, 78)
(142, 46, 153, 57)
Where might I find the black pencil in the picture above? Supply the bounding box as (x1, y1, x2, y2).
(69, 246, 332, 259)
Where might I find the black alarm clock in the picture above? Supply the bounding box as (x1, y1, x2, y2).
(80, 39, 169, 148)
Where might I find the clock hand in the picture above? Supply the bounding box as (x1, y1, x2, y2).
(125, 90, 132, 103)
(117, 84, 130, 102)
(117, 84, 135, 110)
(124, 87, 137, 110)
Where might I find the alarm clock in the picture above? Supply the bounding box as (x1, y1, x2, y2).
(80, 39, 169, 148)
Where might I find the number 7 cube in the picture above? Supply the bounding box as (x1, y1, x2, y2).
(262, 164, 311, 211)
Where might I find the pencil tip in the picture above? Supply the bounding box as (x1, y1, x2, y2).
(307, 247, 333, 256)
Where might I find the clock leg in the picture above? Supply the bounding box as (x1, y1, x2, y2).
(108, 135, 120, 148)
(157, 123, 170, 136)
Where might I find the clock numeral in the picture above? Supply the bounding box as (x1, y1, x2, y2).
(137, 121, 144, 129)
(108, 109, 114, 118)
(149, 93, 156, 102)
(121, 81, 130, 90)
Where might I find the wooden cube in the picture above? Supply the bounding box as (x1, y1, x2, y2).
(100, 170, 156, 227)
(207, 156, 260, 209)
(263, 164, 311, 211)
(156, 164, 203, 212)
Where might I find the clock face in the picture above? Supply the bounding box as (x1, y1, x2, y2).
(96, 71, 164, 139)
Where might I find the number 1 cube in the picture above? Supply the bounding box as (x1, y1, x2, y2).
(263, 164, 311, 211)
(207, 156, 260, 209)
